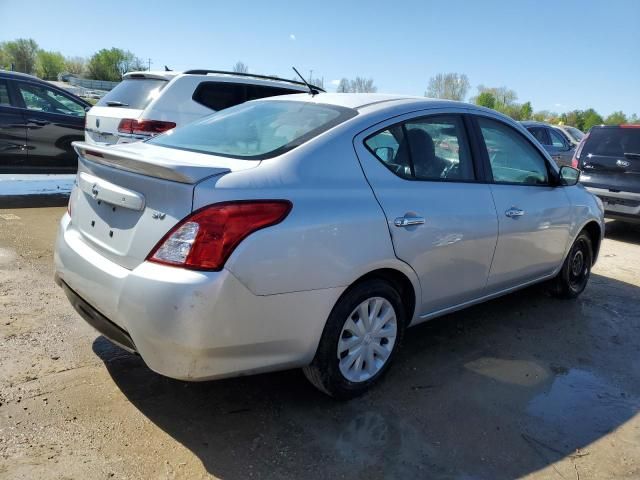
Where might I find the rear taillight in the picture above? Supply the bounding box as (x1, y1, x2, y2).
(572, 133, 589, 169)
(148, 200, 292, 270)
(118, 118, 176, 136)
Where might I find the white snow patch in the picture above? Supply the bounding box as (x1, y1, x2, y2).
(0, 174, 75, 196)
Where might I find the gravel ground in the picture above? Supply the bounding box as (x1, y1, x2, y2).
(0, 206, 639, 480)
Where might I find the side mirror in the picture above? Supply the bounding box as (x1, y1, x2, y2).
(559, 165, 580, 186)
(374, 146, 395, 162)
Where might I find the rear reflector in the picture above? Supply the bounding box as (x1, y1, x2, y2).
(118, 118, 176, 136)
(148, 200, 292, 270)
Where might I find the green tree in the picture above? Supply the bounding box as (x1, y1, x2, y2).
(426, 72, 470, 101)
(604, 111, 628, 125)
(2, 38, 39, 74)
(0, 45, 9, 69)
(560, 110, 585, 131)
(86, 48, 140, 81)
(582, 108, 604, 131)
(64, 56, 86, 76)
(36, 50, 66, 80)
(629, 113, 640, 125)
(475, 91, 496, 109)
(520, 101, 533, 120)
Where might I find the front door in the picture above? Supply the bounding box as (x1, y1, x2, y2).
(355, 112, 498, 316)
(16, 81, 86, 173)
(475, 116, 572, 292)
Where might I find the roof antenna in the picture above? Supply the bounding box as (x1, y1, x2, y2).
(292, 67, 319, 96)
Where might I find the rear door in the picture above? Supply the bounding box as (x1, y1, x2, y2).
(354, 111, 498, 315)
(579, 126, 640, 194)
(475, 116, 572, 291)
(15, 81, 86, 172)
(0, 78, 29, 172)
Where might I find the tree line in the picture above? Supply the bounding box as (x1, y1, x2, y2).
(0, 38, 147, 82)
(426, 72, 639, 130)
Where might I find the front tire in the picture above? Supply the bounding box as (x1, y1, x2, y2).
(303, 279, 406, 399)
(549, 231, 593, 298)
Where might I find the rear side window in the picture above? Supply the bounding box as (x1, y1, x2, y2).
(582, 128, 640, 157)
(478, 117, 548, 185)
(149, 100, 357, 159)
(0, 80, 11, 106)
(246, 84, 299, 101)
(528, 126, 550, 145)
(192, 82, 246, 111)
(365, 115, 474, 181)
(97, 78, 167, 109)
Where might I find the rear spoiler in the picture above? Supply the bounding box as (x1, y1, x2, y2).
(73, 142, 230, 184)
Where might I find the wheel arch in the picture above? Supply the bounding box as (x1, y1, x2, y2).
(581, 220, 603, 264)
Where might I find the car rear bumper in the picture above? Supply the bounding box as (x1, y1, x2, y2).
(54, 214, 341, 381)
(584, 187, 640, 222)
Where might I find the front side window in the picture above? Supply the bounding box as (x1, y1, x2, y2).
(549, 128, 567, 148)
(365, 115, 474, 181)
(18, 83, 85, 116)
(149, 100, 357, 159)
(479, 117, 549, 185)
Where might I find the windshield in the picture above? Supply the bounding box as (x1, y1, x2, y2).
(565, 126, 585, 142)
(149, 100, 357, 159)
(97, 78, 167, 109)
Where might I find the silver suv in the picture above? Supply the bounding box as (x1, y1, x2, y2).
(55, 94, 604, 398)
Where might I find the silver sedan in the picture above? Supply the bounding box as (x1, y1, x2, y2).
(54, 93, 604, 398)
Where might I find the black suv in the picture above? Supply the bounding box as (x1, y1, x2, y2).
(576, 125, 640, 223)
(521, 121, 575, 167)
(0, 70, 90, 173)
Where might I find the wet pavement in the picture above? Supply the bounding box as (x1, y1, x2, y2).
(0, 207, 639, 479)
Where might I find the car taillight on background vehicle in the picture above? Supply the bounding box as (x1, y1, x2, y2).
(148, 201, 292, 271)
(571, 133, 589, 169)
(118, 119, 176, 136)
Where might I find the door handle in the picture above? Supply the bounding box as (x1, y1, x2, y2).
(394, 215, 426, 227)
(27, 119, 49, 126)
(505, 207, 525, 218)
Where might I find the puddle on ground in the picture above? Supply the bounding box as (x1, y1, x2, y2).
(527, 368, 640, 447)
(465, 357, 549, 387)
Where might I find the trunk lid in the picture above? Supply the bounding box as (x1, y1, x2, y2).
(69, 142, 260, 269)
(580, 127, 640, 194)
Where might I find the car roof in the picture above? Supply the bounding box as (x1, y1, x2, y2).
(123, 70, 311, 92)
(520, 120, 551, 127)
(0, 70, 48, 82)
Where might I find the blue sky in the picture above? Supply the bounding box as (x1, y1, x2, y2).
(2, 0, 638, 116)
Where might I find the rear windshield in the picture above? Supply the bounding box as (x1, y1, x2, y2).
(149, 100, 357, 159)
(565, 126, 585, 142)
(583, 127, 640, 157)
(97, 78, 167, 110)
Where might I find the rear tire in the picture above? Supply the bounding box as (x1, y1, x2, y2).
(303, 279, 406, 399)
(549, 231, 593, 299)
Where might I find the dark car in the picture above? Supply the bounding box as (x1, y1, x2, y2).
(521, 120, 575, 167)
(576, 125, 640, 223)
(0, 71, 90, 173)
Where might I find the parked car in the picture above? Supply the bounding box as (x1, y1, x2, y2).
(84, 70, 323, 146)
(555, 124, 585, 147)
(0, 70, 90, 173)
(521, 120, 575, 167)
(576, 125, 640, 223)
(55, 94, 604, 398)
